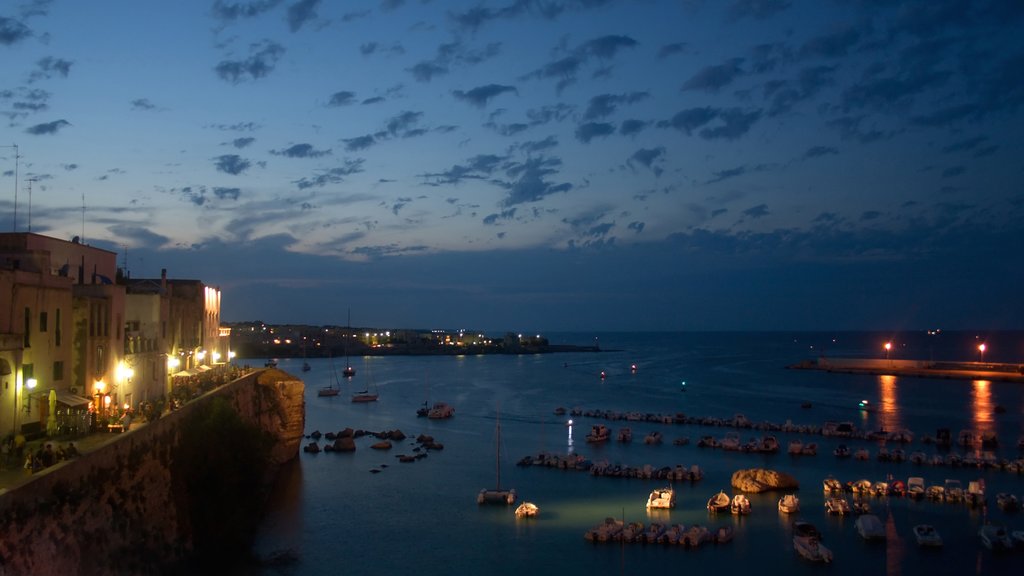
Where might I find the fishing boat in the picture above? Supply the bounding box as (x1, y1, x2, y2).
(778, 494, 800, 514)
(707, 490, 730, 513)
(913, 524, 943, 547)
(514, 502, 538, 518)
(646, 487, 675, 509)
(730, 494, 751, 515)
(855, 514, 885, 541)
(978, 523, 1013, 551)
(478, 410, 516, 505)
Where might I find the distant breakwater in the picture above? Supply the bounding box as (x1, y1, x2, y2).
(789, 357, 1024, 383)
(0, 369, 304, 576)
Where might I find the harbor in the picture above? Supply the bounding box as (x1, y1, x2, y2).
(791, 357, 1024, 383)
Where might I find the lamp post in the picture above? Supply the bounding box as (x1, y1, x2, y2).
(884, 342, 892, 360)
(978, 343, 986, 363)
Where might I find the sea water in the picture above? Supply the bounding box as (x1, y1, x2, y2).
(248, 332, 1024, 575)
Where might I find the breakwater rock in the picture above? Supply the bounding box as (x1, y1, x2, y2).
(731, 468, 799, 493)
(0, 368, 304, 576)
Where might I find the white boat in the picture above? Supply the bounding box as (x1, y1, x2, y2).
(730, 493, 751, 515)
(823, 476, 842, 494)
(351, 390, 378, 403)
(646, 487, 675, 509)
(978, 523, 1013, 551)
(514, 502, 538, 518)
(707, 491, 730, 513)
(426, 402, 455, 419)
(478, 410, 516, 506)
(824, 496, 850, 515)
(778, 494, 800, 514)
(855, 514, 885, 541)
(793, 535, 833, 563)
(913, 524, 943, 547)
(907, 477, 925, 499)
(317, 385, 339, 397)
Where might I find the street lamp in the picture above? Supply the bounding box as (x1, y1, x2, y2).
(884, 342, 892, 360)
(978, 343, 986, 363)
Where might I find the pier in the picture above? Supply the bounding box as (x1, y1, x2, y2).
(789, 357, 1024, 383)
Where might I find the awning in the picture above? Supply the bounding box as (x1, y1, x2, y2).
(197, 365, 212, 372)
(172, 369, 198, 377)
(55, 390, 92, 407)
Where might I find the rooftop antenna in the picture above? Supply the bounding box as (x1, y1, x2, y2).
(1, 144, 17, 231)
(26, 177, 35, 232)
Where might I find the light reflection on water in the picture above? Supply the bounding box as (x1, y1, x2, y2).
(877, 374, 902, 433)
(970, 380, 994, 440)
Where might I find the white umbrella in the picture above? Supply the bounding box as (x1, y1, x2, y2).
(47, 389, 58, 436)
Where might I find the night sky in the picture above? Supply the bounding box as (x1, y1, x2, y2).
(2, 1, 1022, 332)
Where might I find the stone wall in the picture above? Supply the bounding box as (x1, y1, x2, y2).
(0, 368, 304, 576)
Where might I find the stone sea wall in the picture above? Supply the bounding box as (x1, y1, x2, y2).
(0, 368, 304, 576)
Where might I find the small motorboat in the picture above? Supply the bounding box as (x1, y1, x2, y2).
(351, 390, 379, 403)
(978, 523, 1013, 551)
(707, 491, 730, 513)
(793, 535, 833, 563)
(913, 524, 943, 547)
(730, 494, 751, 515)
(646, 487, 676, 509)
(778, 494, 800, 514)
(855, 514, 885, 541)
(823, 476, 842, 494)
(907, 477, 925, 499)
(514, 502, 538, 518)
(825, 497, 850, 515)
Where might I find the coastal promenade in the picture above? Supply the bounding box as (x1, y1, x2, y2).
(790, 357, 1024, 383)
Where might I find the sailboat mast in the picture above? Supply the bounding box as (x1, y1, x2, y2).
(495, 411, 501, 489)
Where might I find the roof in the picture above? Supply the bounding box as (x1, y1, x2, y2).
(55, 390, 92, 407)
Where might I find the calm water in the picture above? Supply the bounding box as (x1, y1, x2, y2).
(248, 332, 1024, 575)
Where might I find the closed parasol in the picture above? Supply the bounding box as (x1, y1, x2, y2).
(47, 389, 58, 436)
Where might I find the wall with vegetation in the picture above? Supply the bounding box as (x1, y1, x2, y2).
(0, 368, 304, 576)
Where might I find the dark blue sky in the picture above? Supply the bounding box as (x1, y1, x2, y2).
(2, 1, 1022, 331)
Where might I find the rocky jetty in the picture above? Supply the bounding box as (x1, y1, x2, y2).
(731, 468, 799, 493)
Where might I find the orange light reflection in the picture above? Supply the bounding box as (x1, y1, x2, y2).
(877, 374, 901, 433)
(970, 380, 994, 443)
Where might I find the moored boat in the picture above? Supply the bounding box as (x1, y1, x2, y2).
(824, 496, 850, 515)
(978, 523, 1013, 551)
(646, 487, 675, 509)
(778, 494, 800, 514)
(823, 475, 842, 494)
(707, 490, 730, 513)
(913, 524, 943, 547)
(996, 492, 1020, 512)
(855, 514, 885, 541)
(351, 390, 379, 403)
(514, 502, 538, 518)
(907, 477, 925, 499)
(730, 493, 751, 515)
(793, 534, 833, 563)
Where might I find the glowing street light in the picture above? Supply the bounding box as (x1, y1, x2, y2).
(978, 343, 986, 363)
(884, 342, 892, 360)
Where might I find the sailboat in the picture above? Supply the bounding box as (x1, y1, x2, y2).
(342, 309, 356, 378)
(478, 409, 516, 505)
(317, 353, 341, 397)
(350, 355, 378, 403)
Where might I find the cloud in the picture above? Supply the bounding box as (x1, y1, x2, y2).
(583, 92, 649, 120)
(287, 0, 320, 32)
(25, 119, 71, 135)
(270, 143, 331, 158)
(804, 145, 838, 159)
(659, 107, 718, 135)
(0, 17, 32, 45)
(28, 56, 73, 82)
(213, 154, 252, 175)
(619, 119, 648, 136)
(575, 122, 615, 143)
(524, 34, 638, 92)
(294, 159, 364, 189)
(657, 42, 687, 59)
(232, 137, 255, 148)
(628, 147, 665, 177)
(131, 98, 156, 111)
(659, 107, 761, 140)
(214, 40, 286, 83)
(211, 0, 284, 21)
(942, 166, 965, 178)
(452, 84, 517, 107)
(578, 35, 638, 59)
(214, 187, 241, 201)
(518, 136, 558, 153)
(728, 0, 792, 20)
(499, 156, 572, 207)
(408, 41, 502, 82)
(800, 24, 862, 59)
(941, 136, 987, 154)
(742, 204, 770, 218)
(383, 110, 422, 136)
(343, 135, 376, 151)
(422, 154, 506, 186)
(682, 58, 745, 92)
(327, 91, 356, 107)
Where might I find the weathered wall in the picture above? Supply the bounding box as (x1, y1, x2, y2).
(0, 368, 304, 576)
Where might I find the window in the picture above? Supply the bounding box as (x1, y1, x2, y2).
(23, 363, 34, 380)
(39, 311, 48, 332)
(53, 361, 64, 382)
(56, 309, 62, 346)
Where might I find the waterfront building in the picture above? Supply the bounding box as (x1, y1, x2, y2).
(0, 232, 228, 438)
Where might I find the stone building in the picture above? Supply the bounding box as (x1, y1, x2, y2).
(0, 232, 228, 438)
